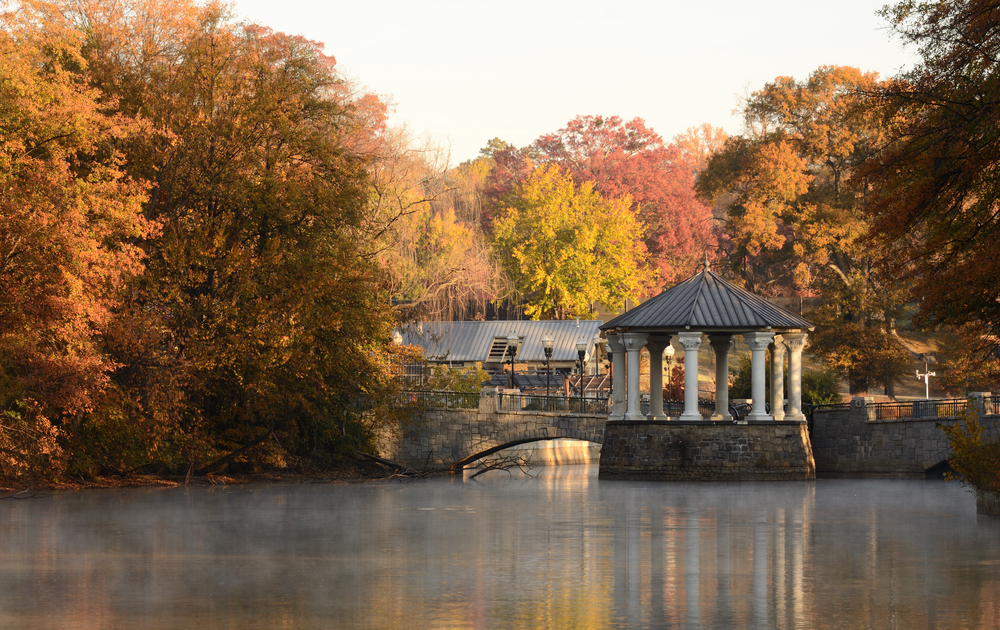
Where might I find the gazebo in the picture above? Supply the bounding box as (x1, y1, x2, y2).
(600, 263, 814, 423)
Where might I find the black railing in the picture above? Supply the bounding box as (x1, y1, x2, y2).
(401, 390, 480, 409)
(638, 399, 715, 418)
(984, 396, 1000, 416)
(494, 393, 610, 414)
(866, 398, 968, 421)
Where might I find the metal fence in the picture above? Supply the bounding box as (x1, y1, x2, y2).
(494, 393, 610, 415)
(400, 390, 481, 409)
(866, 398, 968, 421)
(985, 396, 1000, 416)
(638, 399, 715, 418)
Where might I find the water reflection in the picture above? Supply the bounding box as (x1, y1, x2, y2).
(0, 469, 997, 629)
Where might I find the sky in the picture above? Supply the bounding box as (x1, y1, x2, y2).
(229, 0, 919, 165)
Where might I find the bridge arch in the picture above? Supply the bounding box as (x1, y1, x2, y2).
(451, 432, 603, 470)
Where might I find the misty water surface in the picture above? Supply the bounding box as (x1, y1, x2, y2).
(0, 466, 998, 629)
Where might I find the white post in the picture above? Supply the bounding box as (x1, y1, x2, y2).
(709, 335, 734, 421)
(645, 335, 672, 421)
(622, 332, 649, 421)
(678, 332, 703, 421)
(770, 335, 786, 421)
(744, 331, 775, 422)
(607, 333, 626, 421)
(783, 333, 808, 422)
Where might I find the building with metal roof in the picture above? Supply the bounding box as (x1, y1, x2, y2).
(600, 262, 813, 426)
(398, 319, 605, 373)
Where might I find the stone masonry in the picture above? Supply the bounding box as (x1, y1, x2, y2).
(811, 398, 1000, 477)
(378, 395, 606, 469)
(599, 420, 815, 481)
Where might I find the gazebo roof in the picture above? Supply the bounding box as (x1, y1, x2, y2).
(600, 266, 813, 333)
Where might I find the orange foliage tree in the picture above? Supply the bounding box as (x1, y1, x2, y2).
(698, 66, 912, 394)
(0, 0, 411, 478)
(0, 1, 153, 475)
(864, 1, 1000, 353)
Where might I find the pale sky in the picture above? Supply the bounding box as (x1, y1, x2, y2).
(230, 0, 918, 164)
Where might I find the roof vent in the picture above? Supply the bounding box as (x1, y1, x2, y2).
(487, 338, 510, 362)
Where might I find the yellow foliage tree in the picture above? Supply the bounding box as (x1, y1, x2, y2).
(492, 165, 654, 320)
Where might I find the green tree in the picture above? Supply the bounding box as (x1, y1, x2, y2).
(801, 369, 842, 406)
(492, 165, 653, 319)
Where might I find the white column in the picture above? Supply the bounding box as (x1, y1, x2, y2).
(770, 334, 786, 421)
(783, 333, 808, 422)
(622, 332, 649, 421)
(744, 331, 775, 422)
(709, 335, 734, 421)
(645, 335, 672, 421)
(607, 333, 626, 421)
(678, 332, 703, 421)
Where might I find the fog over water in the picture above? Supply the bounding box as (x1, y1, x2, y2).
(1, 467, 998, 629)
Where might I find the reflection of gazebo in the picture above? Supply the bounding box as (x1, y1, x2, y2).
(600, 263, 814, 423)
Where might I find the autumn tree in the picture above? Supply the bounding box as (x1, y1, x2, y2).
(492, 165, 653, 319)
(61, 0, 407, 473)
(863, 1, 1000, 351)
(375, 131, 512, 321)
(698, 66, 911, 393)
(481, 117, 717, 284)
(0, 1, 152, 475)
(530, 116, 716, 283)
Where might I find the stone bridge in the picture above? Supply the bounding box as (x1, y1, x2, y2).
(378, 395, 606, 469)
(811, 398, 1000, 477)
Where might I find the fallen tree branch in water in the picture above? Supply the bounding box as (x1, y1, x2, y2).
(468, 454, 535, 480)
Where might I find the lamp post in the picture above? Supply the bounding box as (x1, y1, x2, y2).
(506, 331, 520, 389)
(541, 335, 554, 400)
(392, 330, 403, 346)
(576, 337, 587, 400)
(917, 362, 936, 399)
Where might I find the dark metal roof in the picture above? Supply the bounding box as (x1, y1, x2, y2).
(400, 320, 604, 363)
(600, 268, 813, 332)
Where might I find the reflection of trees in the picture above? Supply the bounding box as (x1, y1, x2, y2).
(0, 479, 997, 628)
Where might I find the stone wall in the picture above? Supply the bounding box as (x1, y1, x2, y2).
(598, 420, 815, 481)
(378, 396, 606, 469)
(811, 399, 1000, 477)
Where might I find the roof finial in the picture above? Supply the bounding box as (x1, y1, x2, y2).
(704, 252, 711, 271)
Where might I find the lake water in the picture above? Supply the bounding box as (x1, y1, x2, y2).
(1, 466, 998, 629)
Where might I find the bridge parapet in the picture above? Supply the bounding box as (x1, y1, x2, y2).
(811, 396, 1000, 477)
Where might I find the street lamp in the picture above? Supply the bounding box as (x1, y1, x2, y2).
(506, 331, 520, 389)
(917, 362, 936, 399)
(541, 335, 554, 400)
(392, 330, 403, 345)
(576, 337, 588, 399)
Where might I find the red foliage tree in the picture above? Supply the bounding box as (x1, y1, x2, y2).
(531, 115, 716, 284)
(481, 117, 717, 286)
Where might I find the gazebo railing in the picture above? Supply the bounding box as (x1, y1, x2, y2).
(638, 399, 716, 418)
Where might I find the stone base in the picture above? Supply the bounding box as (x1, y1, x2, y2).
(599, 420, 815, 481)
(977, 491, 1000, 518)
